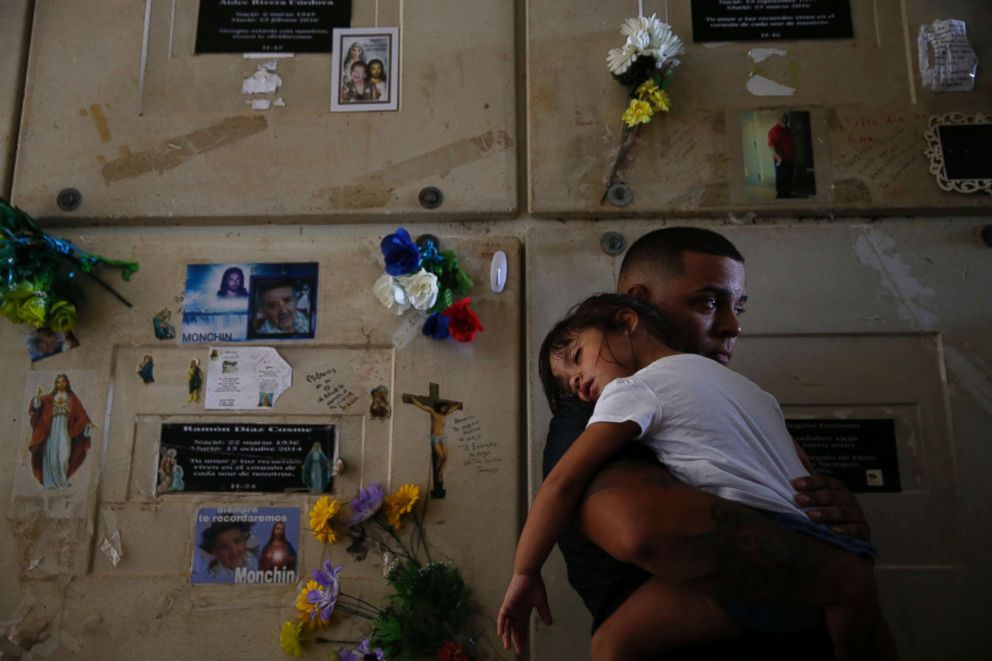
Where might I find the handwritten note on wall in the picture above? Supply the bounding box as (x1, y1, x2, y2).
(452, 415, 502, 476)
(836, 111, 930, 195)
(306, 368, 360, 410)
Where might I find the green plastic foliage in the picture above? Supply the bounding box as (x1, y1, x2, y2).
(371, 560, 473, 661)
(0, 199, 139, 330)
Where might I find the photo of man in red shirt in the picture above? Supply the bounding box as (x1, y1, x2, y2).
(768, 112, 796, 198)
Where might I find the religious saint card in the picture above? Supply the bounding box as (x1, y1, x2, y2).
(740, 109, 817, 201)
(191, 506, 300, 585)
(9, 370, 100, 520)
(182, 262, 318, 343)
(204, 346, 292, 410)
(330, 27, 399, 112)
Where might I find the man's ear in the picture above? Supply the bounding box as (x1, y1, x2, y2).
(624, 283, 652, 304)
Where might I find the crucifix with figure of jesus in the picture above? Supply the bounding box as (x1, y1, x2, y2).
(402, 383, 463, 499)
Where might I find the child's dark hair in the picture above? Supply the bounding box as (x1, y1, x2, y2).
(538, 293, 679, 414)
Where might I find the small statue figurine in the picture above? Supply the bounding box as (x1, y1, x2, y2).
(137, 354, 155, 384)
(153, 308, 176, 340)
(187, 358, 203, 403)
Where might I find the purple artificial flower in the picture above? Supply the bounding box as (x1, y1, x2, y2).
(349, 483, 386, 526)
(307, 561, 343, 622)
(381, 228, 421, 276)
(357, 639, 386, 660)
(339, 639, 386, 661)
(422, 312, 450, 340)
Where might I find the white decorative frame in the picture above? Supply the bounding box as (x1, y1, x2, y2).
(924, 113, 992, 195)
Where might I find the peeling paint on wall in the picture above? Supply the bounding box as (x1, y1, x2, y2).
(101, 116, 268, 183)
(88, 104, 112, 144)
(853, 230, 940, 329)
(322, 130, 514, 208)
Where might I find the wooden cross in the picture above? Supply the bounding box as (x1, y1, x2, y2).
(402, 383, 463, 499)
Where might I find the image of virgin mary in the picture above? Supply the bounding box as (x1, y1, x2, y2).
(28, 374, 93, 489)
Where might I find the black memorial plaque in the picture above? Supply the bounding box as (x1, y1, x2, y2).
(938, 123, 992, 181)
(691, 0, 853, 42)
(787, 419, 900, 493)
(158, 422, 336, 493)
(195, 0, 352, 54)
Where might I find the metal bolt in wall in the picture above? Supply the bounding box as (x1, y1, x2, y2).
(56, 188, 82, 211)
(606, 183, 633, 207)
(600, 231, 627, 256)
(418, 187, 443, 209)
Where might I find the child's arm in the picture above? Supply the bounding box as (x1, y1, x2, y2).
(497, 420, 641, 653)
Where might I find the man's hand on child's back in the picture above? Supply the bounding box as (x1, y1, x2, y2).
(497, 572, 553, 654)
(793, 474, 872, 541)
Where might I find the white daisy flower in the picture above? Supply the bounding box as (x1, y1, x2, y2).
(607, 45, 638, 75)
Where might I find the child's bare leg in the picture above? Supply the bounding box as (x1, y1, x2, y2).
(590, 577, 740, 661)
(816, 555, 898, 661)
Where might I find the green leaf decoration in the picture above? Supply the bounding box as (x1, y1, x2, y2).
(371, 560, 473, 661)
(0, 198, 139, 329)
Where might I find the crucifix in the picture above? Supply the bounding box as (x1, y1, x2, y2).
(402, 383, 463, 499)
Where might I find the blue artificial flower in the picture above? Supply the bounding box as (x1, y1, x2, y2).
(418, 238, 444, 268)
(307, 561, 343, 623)
(422, 312, 450, 340)
(381, 228, 421, 276)
(348, 483, 385, 526)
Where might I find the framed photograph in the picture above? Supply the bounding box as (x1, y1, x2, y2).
(924, 113, 992, 195)
(191, 506, 300, 585)
(247, 275, 317, 339)
(740, 110, 817, 201)
(182, 262, 318, 343)
(331, 27, 399, 112)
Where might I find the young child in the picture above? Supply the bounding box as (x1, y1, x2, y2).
(497, 293, 895, 660)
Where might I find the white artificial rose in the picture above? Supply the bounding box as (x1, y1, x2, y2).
(396, 269, 439, 311)
(373, 274, 410, 315)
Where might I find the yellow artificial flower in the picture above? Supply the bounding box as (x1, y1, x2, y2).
(47, 300, 78, 332)
(636, 79, 660, 98)
(308, 496, 341, 544)
(647, 88, 671, 113)
(622, 99, 653, 127)
(383, 483, 420, 529)
(295, 579, 327, 630)
(279, 621, 304, 657)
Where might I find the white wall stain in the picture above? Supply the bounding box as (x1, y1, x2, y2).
(853, 230, 940, 329)
(943, 346, 992, 417)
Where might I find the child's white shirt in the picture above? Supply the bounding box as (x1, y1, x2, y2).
(588, 353, 809, 516)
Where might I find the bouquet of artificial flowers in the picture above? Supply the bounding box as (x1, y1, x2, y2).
(0, 199, 138, 332)
(602, 14, 685, 203)
(280, 484, 477, 661)
(373, 228, 483, 343)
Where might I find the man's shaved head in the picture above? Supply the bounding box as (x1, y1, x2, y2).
(617, 227, 744, 292)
